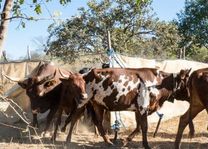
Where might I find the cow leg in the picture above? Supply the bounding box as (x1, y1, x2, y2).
(32, 113, 38, 128)
(51, 108, 63, 141)
(175, 105, 204, 149)
(92, 103, 113, 145)
(188, 119, 195, 138)
(42, 106, 58, 136)
(61, 109, 75, 132)
(66, 107, 85, 142)
(126, 112, 140, 142)
(139, 112, 150, 149)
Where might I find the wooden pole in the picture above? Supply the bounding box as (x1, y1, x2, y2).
(107, 31, 112, 50)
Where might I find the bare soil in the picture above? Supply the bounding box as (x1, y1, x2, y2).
(0, 110, 207, 149)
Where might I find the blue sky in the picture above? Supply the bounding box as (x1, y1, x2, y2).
(4, 0, 185, 60)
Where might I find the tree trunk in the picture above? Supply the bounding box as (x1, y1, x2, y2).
(0, 0, 13, 59)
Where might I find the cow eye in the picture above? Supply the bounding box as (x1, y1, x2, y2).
(44, 80, 55, 87)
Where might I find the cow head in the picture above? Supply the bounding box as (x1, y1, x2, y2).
(18, 63, 60, 98)
(60, 73, 88, 104)
(147, 69, 191, 113)
(173, 68, 191, 101)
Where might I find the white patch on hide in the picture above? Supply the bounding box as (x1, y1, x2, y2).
(138, 83, 150, 109)
(144, 78, 158, 87)
(87, 74, 140, 109)
(114, 75, 139, 103)
(137, 78, 159, 114)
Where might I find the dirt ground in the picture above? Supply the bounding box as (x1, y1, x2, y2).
(0, 110, 207, 149)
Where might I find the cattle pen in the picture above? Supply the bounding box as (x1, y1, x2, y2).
(0, 58, 208, 149)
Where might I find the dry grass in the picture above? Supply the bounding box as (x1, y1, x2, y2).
(0, 110, 207, 149)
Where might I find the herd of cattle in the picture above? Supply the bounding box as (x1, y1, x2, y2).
(3, 61, 208, 149)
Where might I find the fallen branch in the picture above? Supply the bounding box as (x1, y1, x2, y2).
(0, 95, 44, 147)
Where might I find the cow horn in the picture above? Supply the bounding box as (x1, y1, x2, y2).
(58, 68, 69, 79)
(2, 71, 23, 82)
(47, 70, 56, 80)
(40, 70, 57, 84)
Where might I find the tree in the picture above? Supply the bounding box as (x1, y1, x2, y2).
(0, 0, 71, 59)
(176, 0, 208, 60)
(46, 0, 180, 62)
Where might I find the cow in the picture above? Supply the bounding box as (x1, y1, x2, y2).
(60, 67, 190, 149)
(175, 67, 208, 149)
(51, 72, 89, 141)
(3, 62, 72, 135)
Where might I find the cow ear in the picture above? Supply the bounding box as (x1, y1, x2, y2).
(18, 79, 28, 89)
(59, 78, 68, 83)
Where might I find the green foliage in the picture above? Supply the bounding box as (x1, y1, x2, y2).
(60, 0, 71, 5)
(46, 0, 180, 62)
(11, 0, 71, 18)
(176, 0, 208, 54)
(34, 4, 41, 14)
(186, 46, 208, 62)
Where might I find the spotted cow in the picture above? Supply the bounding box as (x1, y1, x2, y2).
(60, 68, 189, 149)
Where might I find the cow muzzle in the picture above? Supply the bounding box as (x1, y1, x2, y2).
(81, 93, 88, 99)
(38, 91, 45, 97)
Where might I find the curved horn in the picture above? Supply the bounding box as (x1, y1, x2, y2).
(39, 70, 57, 84)
(58, 68, 69, 79)
(2, 71, 23, 82)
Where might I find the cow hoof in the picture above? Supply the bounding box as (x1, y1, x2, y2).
(41, 131, 50, 138)
(41, 132, 46, 137)
(188, 131, 195, 138)
(106, 141, 114, 146)
(123, 139, 130, 147)
(61, 127, 66, 132)
(143, 144, 151, 149)
(51, 135, 56, 141)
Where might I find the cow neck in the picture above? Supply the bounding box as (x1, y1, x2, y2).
(156, 73, 177, 102)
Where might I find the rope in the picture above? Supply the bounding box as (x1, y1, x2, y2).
(107, 48, 126, 131)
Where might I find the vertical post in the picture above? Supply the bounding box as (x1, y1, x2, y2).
(107, 30, 112, 50)
(107, 30, 114, 67)
(179, 48, 182, 59)
(104, 30, 112, 134)
(27, 45, 31, 60)
(183, 47, 186, 60)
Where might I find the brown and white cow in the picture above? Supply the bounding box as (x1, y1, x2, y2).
(60, 68, 189, 149)
(175, 67, 208, 149)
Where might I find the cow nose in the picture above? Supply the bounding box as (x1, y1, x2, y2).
(32, 108, 40, 114)
(38, 91, 44, 97)
(81, 93, 88, 99)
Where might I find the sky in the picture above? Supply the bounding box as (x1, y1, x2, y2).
(4, 0, 185, 60)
